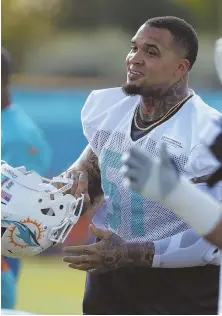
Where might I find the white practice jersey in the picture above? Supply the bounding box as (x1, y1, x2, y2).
(82, 87, 222, 242)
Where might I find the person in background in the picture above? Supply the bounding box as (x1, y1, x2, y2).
(1, 47, 52, 309)
(1, 258, 16, 310)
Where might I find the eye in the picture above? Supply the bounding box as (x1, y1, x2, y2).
(131, 45, 137, 52)
(146, 51, 156, 56)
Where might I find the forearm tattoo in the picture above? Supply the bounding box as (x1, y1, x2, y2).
(80, 145, 103, 204)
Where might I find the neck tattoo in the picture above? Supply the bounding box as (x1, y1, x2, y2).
(138, 79, 190, 125)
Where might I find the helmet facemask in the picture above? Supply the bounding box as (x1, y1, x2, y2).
(1, 162, 84, 258)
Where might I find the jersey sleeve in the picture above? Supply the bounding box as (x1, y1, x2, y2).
(152, 135, 222, 268)
(152, 115, 222, 268)
(152, 228, 221, 268)
(185, 144, 221, 179)
(185, 113, 222, 179)
(153, 144, 222, 268)
(81, 87, 130, 156)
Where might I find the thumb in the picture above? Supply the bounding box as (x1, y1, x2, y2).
(89, 224, 110, 239)
(159, 142, 168, 159)
(159, 142, 179, 179)
(159, 143, 172, 166)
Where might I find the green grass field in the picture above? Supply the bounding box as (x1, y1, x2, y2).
(16, 256, 86, 315)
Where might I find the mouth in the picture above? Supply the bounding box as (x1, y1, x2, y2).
(127, 69, 144, 81)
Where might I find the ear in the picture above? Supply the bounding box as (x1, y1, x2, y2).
(176, 59, 190, 76)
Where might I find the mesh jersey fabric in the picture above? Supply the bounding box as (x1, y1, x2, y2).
(82, 87, 222, 242)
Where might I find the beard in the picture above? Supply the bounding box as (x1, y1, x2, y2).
(122, 82, 163, 98)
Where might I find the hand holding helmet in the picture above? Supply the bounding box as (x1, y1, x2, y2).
(1, 162, 84, 258)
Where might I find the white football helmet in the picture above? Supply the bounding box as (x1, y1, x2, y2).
(1, 162, 84, 258)
(215, 37, 222, 83)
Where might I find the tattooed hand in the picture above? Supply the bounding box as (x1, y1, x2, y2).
(63, 224, 155, 273)
(56, 145, 103, 215)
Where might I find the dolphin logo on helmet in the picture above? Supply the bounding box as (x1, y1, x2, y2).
(2, 220, 40, 247)
(1, 161, 84, 258)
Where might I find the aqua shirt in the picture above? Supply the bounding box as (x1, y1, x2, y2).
(1, 104, 52, 175)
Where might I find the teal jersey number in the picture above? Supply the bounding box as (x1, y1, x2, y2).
(100, 149, 145, 237)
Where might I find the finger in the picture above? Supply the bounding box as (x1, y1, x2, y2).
(122, 177, 132, 189)
(69, 178, 78, 196)
(64, 170, 74, 179)
(63, 245, 93, 255)
(125, 147, 149, 165)
(129, 146, 149, 161)
(59, 170, 78, 195)
(79, 192, 92, 215)
(75, 171, 88, 198)
(84, 192, 91, 203)
(159, 143, 172, 167)
(120, 166, 139, 181)
(128, 147, 154, 173)
(68, 172, 79, 196)
(56, 172, 67, 189)
(121, 152, 143, 170)
(68, 263, 97, 272)
(124, 178, 142, 192)
(122, 177, 138, 189)
(63, 255, 90, 264)
(159, 142, 167, 159)
(89, 224, 111, 239)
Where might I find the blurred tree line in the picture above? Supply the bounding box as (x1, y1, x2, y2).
(2, 0, 60, 72)
(2, 0, 222, 78)
(57, 0, 221, 34)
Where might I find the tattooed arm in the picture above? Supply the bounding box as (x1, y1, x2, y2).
(62, 147, 220, 272)
(59, 144, 104, 214)
(62, 146, 154, 271)
(63, 223, 221, 273)
(63, 224, 155, 273)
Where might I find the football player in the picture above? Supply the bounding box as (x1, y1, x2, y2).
(59, 17, 221, 314)
(121, 38, 222, 249)
(121, 37, 222, 313)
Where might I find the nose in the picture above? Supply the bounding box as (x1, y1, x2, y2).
(127, 50, 144, 65)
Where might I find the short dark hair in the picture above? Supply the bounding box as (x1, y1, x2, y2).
(145, 16, 198, 70)
(1, 47, 12, 85)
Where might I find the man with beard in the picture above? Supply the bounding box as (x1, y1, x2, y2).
(121, 37, 222, 313)
(60, 16, 221, 314)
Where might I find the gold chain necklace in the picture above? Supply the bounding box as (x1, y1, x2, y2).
(134, 94, 191, 132)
